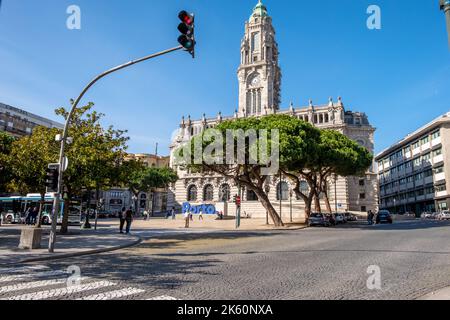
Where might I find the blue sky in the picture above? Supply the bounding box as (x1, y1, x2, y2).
(0, 0, 449, 156)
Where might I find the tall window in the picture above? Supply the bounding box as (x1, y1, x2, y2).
(246, 91, 251, 115)
(257, 90, 261, 114)
(203, 185, 214, 202)
(247, 189, 258, 201)
(251, 32, 260, 52)
(219, 184, 231, 202)
(187, 185, 198, 202)
(276, 182, 289, 201)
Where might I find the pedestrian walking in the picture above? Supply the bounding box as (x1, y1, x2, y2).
(184, 211, 190, 228)
(31, 207, 39, 225)
(143, 210, 149, 221)
(119, 207, 126, 234)
(171, 208, 176, 220)
(367, 210, 374, 225)
(199, 211, 203, 221)
(125, 207, 133, 234)
(25, 207, 32, 225)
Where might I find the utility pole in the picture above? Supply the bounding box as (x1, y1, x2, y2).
(440, 0, 450, 48)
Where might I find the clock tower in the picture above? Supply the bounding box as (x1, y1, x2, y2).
(238, 0, 281, 117)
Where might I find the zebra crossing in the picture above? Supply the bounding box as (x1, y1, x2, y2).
(0, 265, 178, 300)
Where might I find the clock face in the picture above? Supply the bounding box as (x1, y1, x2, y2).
(250, 75, 261, 87)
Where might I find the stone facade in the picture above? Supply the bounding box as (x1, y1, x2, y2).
(168, 1, 378, 219)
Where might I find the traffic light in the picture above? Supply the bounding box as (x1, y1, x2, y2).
(45, 166, 59, 192)
(234, 195, 241, 207)
(178, 10, 196, 58)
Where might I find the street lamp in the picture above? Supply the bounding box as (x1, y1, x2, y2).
(264, 183, 270, 225)
(440, 0, 450, 47)
(47, 45, 185, 253)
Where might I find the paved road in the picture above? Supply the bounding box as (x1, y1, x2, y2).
(1, 219, 449, 300)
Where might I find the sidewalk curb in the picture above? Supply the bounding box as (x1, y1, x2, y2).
(0, 235, 142, 267)
(417, 286, 450, 300)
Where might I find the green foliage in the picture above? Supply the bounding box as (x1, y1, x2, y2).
(7, 127, 60, 195)
(0, 131, 15, 193)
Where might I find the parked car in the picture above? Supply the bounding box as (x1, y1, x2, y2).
(344, 212, 358, 222)
(421, 212, 433, 219)
(376, 210, 393, 224)
(431, 212, 441, 220)
(308, 213, 332, 227)
(438, 211, 450, 220)
(334, 213, 346, 224)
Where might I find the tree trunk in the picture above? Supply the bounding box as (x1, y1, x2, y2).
(314, 192, 321, 213)
(254, 189, 284, 227)
(60, 198, 70, 234)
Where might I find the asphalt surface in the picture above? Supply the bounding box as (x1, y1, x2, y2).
(1, 219, 449, 300)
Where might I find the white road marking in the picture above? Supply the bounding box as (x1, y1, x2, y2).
(0, 278, 73, 294)
(0, 265, 49, 275)
(147, 295, 178, 300)
(77, 287, 145, 300)
(0, 270, 68, 283)
(2, 280, 116, 300)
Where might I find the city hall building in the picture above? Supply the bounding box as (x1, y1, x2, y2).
(376, 112, 450, 214)
(168, 1, 378, 219)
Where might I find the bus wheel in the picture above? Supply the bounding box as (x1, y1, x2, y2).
(42, 217, 50, 225)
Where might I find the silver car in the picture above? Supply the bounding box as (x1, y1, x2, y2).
(438, 211, 450, 220)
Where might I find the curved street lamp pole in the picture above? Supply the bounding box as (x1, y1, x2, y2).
(48, 45, 184, 253)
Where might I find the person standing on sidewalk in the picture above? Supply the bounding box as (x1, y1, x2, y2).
(171, 207, 176, 220)
(125, 207, 133, 234)
(119, 207, 126, 234)
(184, 211, 190, 228)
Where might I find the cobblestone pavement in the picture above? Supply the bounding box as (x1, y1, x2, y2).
(1, 219, 449, 300)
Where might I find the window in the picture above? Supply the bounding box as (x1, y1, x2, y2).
(247, 189, 259, 201)
(396, 150, 403, 158)
(424, 169, 433, 178)
(405, 161, 412, 168)
(359, 179, 365, 186)
(413, 141, 420, 149)
(432, 131, 440, 140)
(434, 166, 444, 174)
(433, 148, 442, 157)
(413, 158, 421, 166)
(425, 187, 434, 194)
(415, 173, 423, 181)
(187, 185, 198, 202)
(422, 153, 431, 162)
(398, 164, 404, 171)
(276, 182, 289, 201)
(203, 185, 214, 202)
(359, 193, 366, 199)
(219, 184, 231, 202)
(421, 136, 429, 145)
(361, 206, 367, 212)
(251, 32, 260, 52)
(400, 178, 406, 185)
(435, 184, 447, 192)
(416, 189, 424, 196)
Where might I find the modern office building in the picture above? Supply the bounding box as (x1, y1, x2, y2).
(0, 102, 63, 138)
(376, 112, 450, 214)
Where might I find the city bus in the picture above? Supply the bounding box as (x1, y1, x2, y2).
(0, 194, 81, 225)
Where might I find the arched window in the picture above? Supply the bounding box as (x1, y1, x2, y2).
(219, 184, 231, 202)
(203, 184, 214, 202)
(277, 182, 289, 201)
(247, 189, 258, 201)
(187, 185, 198, 202)
(305, 115, 309, 123)
(325, 114, 329, 123)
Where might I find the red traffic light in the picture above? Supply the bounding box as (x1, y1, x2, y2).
(178, 10, 194, 26)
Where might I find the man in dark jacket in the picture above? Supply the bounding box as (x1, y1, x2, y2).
(125, 207, 133, 234)
(119, 207, 126, 234)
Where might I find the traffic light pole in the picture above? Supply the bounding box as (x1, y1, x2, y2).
(48, 45, 184, 253)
